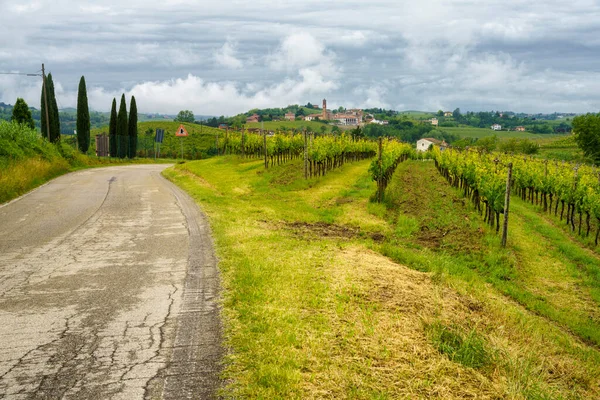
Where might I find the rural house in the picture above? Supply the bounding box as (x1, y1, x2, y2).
(444, 111, 453, 117)
(335, 114, 359, 126)
(246, 114, 260, 123)
(430, 118, 439, 126)
(416, 137, 446, 152)
(515, 126, 526, 131)
(284, 112, 295, 121)
(491, 124, 502, 131)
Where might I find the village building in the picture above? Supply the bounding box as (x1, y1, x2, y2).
(305, 115, 318, 121)
(430, 118, 439, 126)
(416, 137, 447, 152)
(246, 113, 260, 123)
(515, 126, 526, 131)
(319, 98, 365, 124)
(335, 114, 359, 125)
(444, 111, 453, 117)
(491, 124, 502, 131)
(284, 112, 296, 121)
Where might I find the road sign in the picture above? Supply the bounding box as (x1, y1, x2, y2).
(155, 129, 164, 143)
(176, 124, 188, 137)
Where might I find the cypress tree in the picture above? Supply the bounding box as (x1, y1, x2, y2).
(128, 96, 138, 158)
(109, 98, 117, 157)
(11, 98, 35, 129)
(40, 77, 49, 140)
(46, 73, 60, 143)
(117, 94, 128, 158)
(76, 76, 90, 153)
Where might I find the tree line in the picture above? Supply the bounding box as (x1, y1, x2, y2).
(10, 73, 137, 158)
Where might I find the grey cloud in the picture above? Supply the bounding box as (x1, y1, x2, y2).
(1, 1, 600, 114)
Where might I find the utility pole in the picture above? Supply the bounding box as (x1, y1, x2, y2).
(41, 64, 50, 141)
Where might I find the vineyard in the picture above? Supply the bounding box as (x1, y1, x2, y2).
(219, 130, 380, 178)
(430, 146, 600, 245)
(368, 139, 414, 201)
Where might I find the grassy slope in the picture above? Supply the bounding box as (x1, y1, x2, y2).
(165, 156, 600, 398)
(92, 121, 223, 159)
(437, 126, 566, 140)
(245, 120, 336, 133)
(0, 121, 176, 204)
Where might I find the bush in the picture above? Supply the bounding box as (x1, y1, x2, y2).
(498, 138, 539, 155)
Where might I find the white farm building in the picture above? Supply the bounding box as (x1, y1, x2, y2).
(416, 138, 446, 152)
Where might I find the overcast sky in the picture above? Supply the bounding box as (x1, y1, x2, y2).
(1, 0, 600, 116)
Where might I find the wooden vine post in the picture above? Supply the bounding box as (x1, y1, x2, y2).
(215, 132, 219, 155)
(377, 137, 383, 202)
(241, 125, 245, 158)
(303, 129, 308, 179)
(263, 128, 268, 169)
(501, 162, 513, 247)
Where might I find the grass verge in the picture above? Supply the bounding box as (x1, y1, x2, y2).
(164, 156, 600, 398)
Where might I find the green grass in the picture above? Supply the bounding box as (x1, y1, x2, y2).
(164, 155, 600, 398)
(245, 120, 337, 133)
(397, 110, 436, 119)
(92, 121, 224, 159)
(0, 121, 176, 204)
(438, 126, 566, 140)
(427, 322, 495, 370)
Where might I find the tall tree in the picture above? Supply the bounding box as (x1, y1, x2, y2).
(11, 98, 35, 129)
(175, 110, 195, 123)
(109, 98, 117, 157)
(128, 96, 138, 158)
(117, 94, 128, 158)
(573, 113, 600, 164)
(40, 73, 60, 142)
(47, 74, 60, 143)
(76, 76, 90, 153)
(40, 77, 49, 140)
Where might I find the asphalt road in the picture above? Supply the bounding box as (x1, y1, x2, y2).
(0, 165, 222, 399)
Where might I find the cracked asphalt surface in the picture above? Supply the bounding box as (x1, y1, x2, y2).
(0, 165, 222, 399)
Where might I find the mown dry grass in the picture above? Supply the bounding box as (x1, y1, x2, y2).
(165, 156, 600, 399)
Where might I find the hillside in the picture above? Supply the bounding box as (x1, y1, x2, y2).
(92, 121, 224, 159)
(163, 153, 600, 398)
(0, 121, 171, 204)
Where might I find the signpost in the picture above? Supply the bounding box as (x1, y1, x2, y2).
(155, 128, 165, 159)
(175, 124, 189, 159)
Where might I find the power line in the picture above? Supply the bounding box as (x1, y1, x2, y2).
(0, 71, 42, 77)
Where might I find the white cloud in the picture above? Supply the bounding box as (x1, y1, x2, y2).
(213, 40, 243, 69)
(267, 33, 337, 74)
(77, 72, 337, 115)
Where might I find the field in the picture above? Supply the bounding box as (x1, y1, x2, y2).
(91, 121, 224, 159)
(164, 154, 600, 398)
(244, 120, 340, 133)
(437, 126, 567, 140)
(397, 110, 436, 119)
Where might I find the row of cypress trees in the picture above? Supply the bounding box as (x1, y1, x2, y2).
(108, 94, 138, 158)
(38, 73, 138, 157)
(39, 73, 93, 153)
